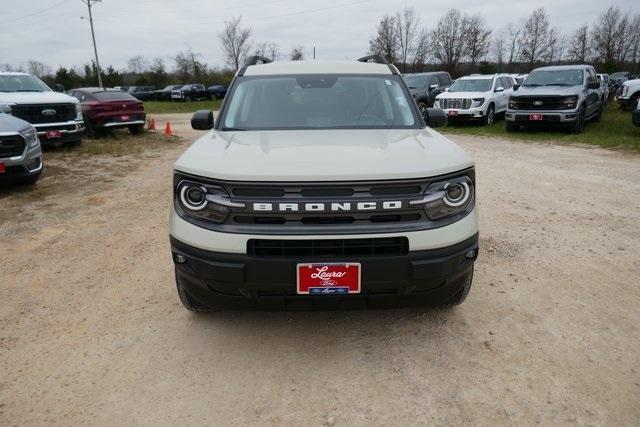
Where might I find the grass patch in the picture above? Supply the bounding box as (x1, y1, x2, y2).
(441, 103, 640, 150)
(143, 100, 222, 114)
(48, 130, 184, 157)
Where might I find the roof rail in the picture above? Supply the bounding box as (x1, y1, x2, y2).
(357, 54, 399, 75)
(237, 56, 272, 76)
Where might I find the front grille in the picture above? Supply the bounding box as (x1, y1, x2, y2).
(510, 96, 566, 110)
(248, 237, 409, 257)
(11, 103, 77, 124)
(0, 135, 25, 158)
(440, 98, 471, 109)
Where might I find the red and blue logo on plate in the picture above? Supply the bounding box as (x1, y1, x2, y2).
(297, 263, 361, 295)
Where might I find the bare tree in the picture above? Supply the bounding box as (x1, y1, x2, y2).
(395, 7, 420, 72)
(545, 27, 565, 63)
(266, 42, 280, 61)
(26, 60, 52, 78)
(519, 8, 552, 68)
(591, 6, 636, 66)
(412, 29, 430, 71)
(290, 46, 304, 61)
(464, 14, 492, 67)
(629, 14, 640, 72)
(568, 25, 590, 63)
(492, 30, 506, 67)
(218, 16, 253, 71)
(506, 21, 524, 68)
(174, 48, 207, 80)
(127, 55, 148, 74)
(368, 15, 399, 64)
(430, 8, 467, 74)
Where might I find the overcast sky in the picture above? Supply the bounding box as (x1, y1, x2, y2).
(1, 0, 638, 71)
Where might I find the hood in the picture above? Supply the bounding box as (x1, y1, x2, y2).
(436, 90, 486, 99)
(0, 113, 32, 133)
(513, 85, 584, 97)
(174, 128, 474, 182)
(0, 91, 79, 105)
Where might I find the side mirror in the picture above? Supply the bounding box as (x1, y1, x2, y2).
(429, 84, 439, 91)
(587, 81, 600, 90)
(513, 84, 520, 91)
(494, 87, 504, 93)
(191, 110, 214, 130)
(54, 84, 65, 92)
(423, 108, 447, 128)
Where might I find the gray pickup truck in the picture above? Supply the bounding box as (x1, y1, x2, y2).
(505, 65, 603, 133)
(0, 113, 43, 185)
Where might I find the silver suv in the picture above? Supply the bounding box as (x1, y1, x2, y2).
(505, 65, 604, 133)
(0, 113, 43, 185)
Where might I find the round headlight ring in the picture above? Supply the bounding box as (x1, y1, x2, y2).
(179, 184, 208, 211)
(443, 182, 470, 207)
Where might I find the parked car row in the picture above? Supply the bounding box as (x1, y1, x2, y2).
(106, 84, 229, 102)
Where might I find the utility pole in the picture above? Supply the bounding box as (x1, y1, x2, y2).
(81, 0, 103, 88)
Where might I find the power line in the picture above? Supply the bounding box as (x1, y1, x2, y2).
(81, 0, 103, 88)
(5, 0, 70, 24)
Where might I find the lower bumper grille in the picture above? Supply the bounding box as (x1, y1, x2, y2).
(248, 237, 409, 257)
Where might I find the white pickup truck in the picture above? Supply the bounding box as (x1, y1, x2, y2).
(0, 72, 85, 146)
(169, 56, 479, 311)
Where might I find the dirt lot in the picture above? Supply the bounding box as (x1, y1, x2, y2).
(1, 115, 639, 425)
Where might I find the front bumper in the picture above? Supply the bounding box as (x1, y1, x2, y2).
(439, 106, 486, 120)
(35, 121, 85, 144)
(505, 109, 579, 123)
(0, 135, 43, 183)
(171, 233, 478, 310)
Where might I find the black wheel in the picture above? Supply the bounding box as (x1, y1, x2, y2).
(176, 271, 211, 313)
(129, 124, 144, 135)
(84, 118, 97, 138)
(66, 139, 82, 147)
(571, 106, 586, 133)
(593, 103, 604, 122)
(624, 93, 639, 111)
(185, 95, 192, 102)
(484, 104, 495, 125)
(17, 172, 41, 186)
(417, 101, 428, 116)
(505, 121, 519, 132)
(441, 270, 474, 307)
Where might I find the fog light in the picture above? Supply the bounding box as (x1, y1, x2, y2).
(174, 254, 186, 264)
(465, 249, 477, 259)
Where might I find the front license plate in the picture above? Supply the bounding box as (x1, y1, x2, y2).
(0, 161, 5, 174)
(46, 130, 62, 139)
(448, 110, 459, 117)
(297, 263, 361, 295)
(529, 113, 544, 121)
(121, 115, 131, 121)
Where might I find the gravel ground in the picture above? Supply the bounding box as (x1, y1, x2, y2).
(1, 114, 639, 425)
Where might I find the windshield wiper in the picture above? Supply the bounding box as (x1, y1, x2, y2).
(523, 84, 541, 87)
(407, 86, 417, 89)
(221, 127, 246, 131)
(17, 89, 44, 92)
(542, 83, 571, 86)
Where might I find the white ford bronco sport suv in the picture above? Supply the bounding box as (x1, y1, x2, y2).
(170, 55, 479, 311)
(0, 72, 84, 146)
(435, 74, 516, 125)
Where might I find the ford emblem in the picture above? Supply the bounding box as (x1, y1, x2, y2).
(41, 109, 57, 116)
(533, 100, 543, 106)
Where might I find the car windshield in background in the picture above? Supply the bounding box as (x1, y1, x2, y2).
(92, 91, 137, 101)
(524, 70, 584, 87)
(448, 79, 493, 92)
(221, 75, 418, 130)
(0, 74, 51, 92)
(402, 75, 428, 89)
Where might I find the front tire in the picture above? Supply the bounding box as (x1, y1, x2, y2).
(505, 121, 519, 132)
(185, 95, 192, 103)
(571, 106, 586, 133)
(129, 124, 144, 135)
(441, 270, 474, 307)
(484, 104, 495, 125)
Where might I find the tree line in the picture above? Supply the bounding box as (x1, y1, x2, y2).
(369, 5, 640, 76)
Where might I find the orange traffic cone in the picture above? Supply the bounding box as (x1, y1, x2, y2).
(148, 117, 156, 130)
(164, 121, 173, 136)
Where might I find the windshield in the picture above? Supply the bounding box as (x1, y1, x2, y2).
(402, 75, 428, 89)
(92, 91, 137, 101)
(524, 70, 584, 87)
(0, 74, 51, 92)
(448, 79, 493, 92)
(221, 75, 418, 130)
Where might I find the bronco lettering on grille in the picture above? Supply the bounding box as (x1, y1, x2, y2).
(252, 201, 405, 212)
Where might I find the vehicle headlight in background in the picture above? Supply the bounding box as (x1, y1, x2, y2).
(411, 175, 475, 220)
(622, 85, 629, 96)
(562, 96, 578, 109)
(471, 98, 485, 108)
(19, 127, 39, 148)
(508, 97, 518, 109)
(0, 103, 14, 114)
(175, 179, 244, 224)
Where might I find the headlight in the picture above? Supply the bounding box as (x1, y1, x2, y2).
(411, 175, 475, 220)
(19, 127, 39, 148)
(471, 98, 485, 108)
(75, 103, 83, 120)
(562, 96, 578, 109)
(0, 103, 14, 114)
(508, 97, 518, 109)
(175, 179, 242, 223)
(622, 85, 629, 96)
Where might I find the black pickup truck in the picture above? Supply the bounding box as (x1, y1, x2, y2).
(171, 84, 207, 102)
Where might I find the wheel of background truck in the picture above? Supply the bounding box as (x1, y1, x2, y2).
(66, 139, 82, 147)
(186, 95, 192, 102)
(625, 93, 639, 111)
(484, 104, 495, 125)
(129, 124, 144, 135)
(505, 121, 519, 132)
(441, 270, 474, 307)
(417, 101, 428, 116)
(175, 271, 212, 313)
(593, 103, 604, 122)
(571, 106, 586, 133)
